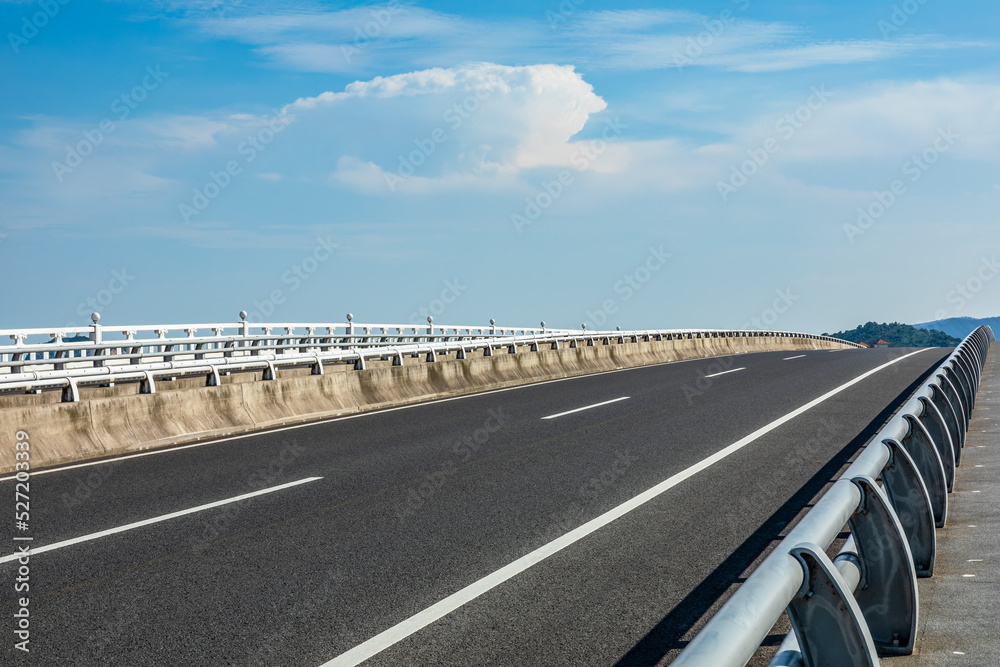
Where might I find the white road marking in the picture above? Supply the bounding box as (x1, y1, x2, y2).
(0, 477, 322, 564)
(783, 355, 806, 361)
(0, 354, 749, 482)
(321, 349, 929, 667)
(704, 367, 745, 378)
(540, 397, 630, 420)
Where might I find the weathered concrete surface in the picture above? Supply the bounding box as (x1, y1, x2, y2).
(0, 335, 849, 473)
(886, 348, 1000, 667)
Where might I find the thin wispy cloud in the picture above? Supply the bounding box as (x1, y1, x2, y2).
(177, 3, 984, 74)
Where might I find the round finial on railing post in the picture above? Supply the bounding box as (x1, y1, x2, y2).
(426, 315, 434, 336)
(540, 321, 545, 331)
(91, 312, 101, 324)
(581, 323, 586, 330)
(490, 318, 496, 335)
(346, 313, 354, 337)
(346, 313, 353, 322)
(616, 326, 621, 331)
(239, 310, 247, 322)
(427, 316, 433, 323)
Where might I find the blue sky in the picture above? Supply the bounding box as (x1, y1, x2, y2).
(1, 0, 998, 333)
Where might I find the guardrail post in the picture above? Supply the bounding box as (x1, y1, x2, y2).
(881, 439, 936, 577)
(916, 396, 956, 491)
(845, 475, 918, 655)
(936, 372, 967, 455)
(950, 358, 975, 418)
(61, 377, 80, 402)
(787, 542, 879, 667)
(901, 415, 948, 527)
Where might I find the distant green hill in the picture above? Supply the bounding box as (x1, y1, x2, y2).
(823, 322, 960, 347)
(914, 316, 1000, 340)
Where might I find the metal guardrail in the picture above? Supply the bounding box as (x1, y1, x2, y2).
(0, 312, 863, 401)
(672, 326, 994, 667)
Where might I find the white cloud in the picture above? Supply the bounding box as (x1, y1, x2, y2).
(284, 63, 608, 192)
(767, 79, 1000, 162)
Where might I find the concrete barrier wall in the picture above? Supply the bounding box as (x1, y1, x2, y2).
(0, 335, 851, 473)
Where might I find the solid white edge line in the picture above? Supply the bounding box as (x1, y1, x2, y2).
(320, 349, 929, 667)
(783, 355, 807, 361)
(0, 353, 741, 482)
(540, 396, 630, 420)
(703, 367, 745, 378)
(0, 476, 323, 564)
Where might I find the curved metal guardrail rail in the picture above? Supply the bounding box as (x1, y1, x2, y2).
(672, 326, 994, 667)
(0, 313, 862, 402)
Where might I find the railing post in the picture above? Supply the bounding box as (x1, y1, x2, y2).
(880, 438, 936, 577)
(845, 475, 918, 655)
(901, 414, 948, 527)
(935, 372, 968, 453)
(235, 311, 248, 356)
(787, 543, 879, 667)
(917, 396, 956, 491)
(89, 312, 104, 367)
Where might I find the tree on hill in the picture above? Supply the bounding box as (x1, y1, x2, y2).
(822, 322, 960, 347)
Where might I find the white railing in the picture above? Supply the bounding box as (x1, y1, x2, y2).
(0, 312, 863, 401)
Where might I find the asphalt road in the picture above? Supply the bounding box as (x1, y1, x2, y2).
(0, 346, 950, 666)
